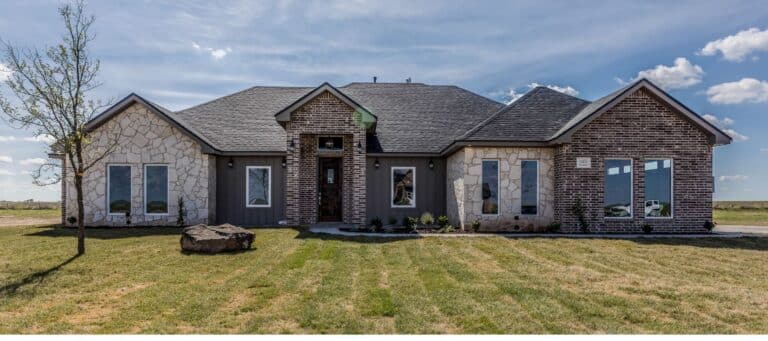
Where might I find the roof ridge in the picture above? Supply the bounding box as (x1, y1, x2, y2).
(455, 87, 544, 141)
(177, 85, 313, 113)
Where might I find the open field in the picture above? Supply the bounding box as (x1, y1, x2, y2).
(0, 224, 766, 334)
(0, 209, 60, 227)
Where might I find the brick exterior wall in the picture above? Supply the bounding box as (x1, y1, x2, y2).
(553, 88, 714, 233)
(285, 91, 367, 225)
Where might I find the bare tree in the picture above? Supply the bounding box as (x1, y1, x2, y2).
(0, 1, 114, 255)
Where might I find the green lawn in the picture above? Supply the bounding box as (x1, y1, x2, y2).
(714, 208, 768, 226)
(0, 209, 61, 219)
(1, 225, 767, 334)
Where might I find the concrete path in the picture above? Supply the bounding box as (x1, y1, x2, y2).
(715, 225, 768, 235)
(309, 226, 743, 239)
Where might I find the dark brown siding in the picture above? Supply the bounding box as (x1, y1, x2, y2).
(366, 157, 446, 224)
(215, 156, 286, 226)
(554, 88, 714, 233)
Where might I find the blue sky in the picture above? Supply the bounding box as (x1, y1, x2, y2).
(1, 0, 767, 201)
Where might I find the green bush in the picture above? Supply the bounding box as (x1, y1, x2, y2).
(177, 197, 186, 227)
(67, 216, 77, 225)
(703, 220, 715, 231)
(371, 217, 383, 230)
(439, 224, 455, 233)
(642, 224, 653, 234)
(470, 220, 481, 232)
(420, 212, 434, 225)
(571, 198, 589, 233)
(437, 215, 449, 228)
(404, 216, 419, 230)
(546, 222, 561, 233)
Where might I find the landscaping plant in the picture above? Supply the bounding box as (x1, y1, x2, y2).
(420, 212, 434, 226)
(437, 215, 449, 228)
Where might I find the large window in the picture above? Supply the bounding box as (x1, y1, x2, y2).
(521, 160, 538, 215)
(246, 166, 271, 207)
(107, 165, 131, 215)
(482, 160, 499, 215)
(391, 167, 416, 208)
(604, 159, 633, 218)
(144, 165, 168, 214)
(644, 159, 673, 218)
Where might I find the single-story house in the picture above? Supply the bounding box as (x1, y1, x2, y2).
(59, 78, 732, 233)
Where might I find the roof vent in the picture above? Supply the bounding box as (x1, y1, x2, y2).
(373, 76, 377, 83)
(406, 77, 412, 84)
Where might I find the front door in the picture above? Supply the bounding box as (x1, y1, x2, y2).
(319, 158, 342, 221)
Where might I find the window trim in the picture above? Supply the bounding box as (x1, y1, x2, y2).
(106, 164, 132, 216)
(520, 159, 539, 216)
(246, 165, 272, 208)
(604, 158, 634, 220)
(143, 164, 170, 216)
(643, 158, 674, 220)
(481, 159, 500, 216)
(391, 166, 417, 208)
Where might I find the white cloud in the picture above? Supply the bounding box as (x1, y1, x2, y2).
(528, 82, 579, 97)
(703, 114, 748, 142)
(702, 114, 735, 127)
(0, 63, 10, 81)
(723, 129, 749, 142)
(0, 169, 14, 176)
(707, 78, 768, 104)
(0, 136, 16, 142)
(718, 175, 748, 182)
(632, 57, 704, 90)
(0, 155, 12, 163)
(19, 158, 47, 166)
(22, 134, 56, 144)
(506, 89, 525, 104)
(761, 148, 768, 153)
(699, 27, 768, 62)
(192, 42, 232, 60)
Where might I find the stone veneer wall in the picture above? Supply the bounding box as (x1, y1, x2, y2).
(446, 147, 555, 231)
(553, 88, 713, 233)
(285, 91, 367, 225)
(64, 103, 210, 226)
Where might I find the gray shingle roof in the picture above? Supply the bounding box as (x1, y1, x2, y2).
(460, 86, 590, 142)
(174, 83, 505, 153)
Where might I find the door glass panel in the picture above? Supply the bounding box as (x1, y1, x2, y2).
(327, 168, 334, 184)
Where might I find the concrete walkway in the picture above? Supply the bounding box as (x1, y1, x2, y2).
(308, 226, 743, 239)
(715, 225, 768, 235)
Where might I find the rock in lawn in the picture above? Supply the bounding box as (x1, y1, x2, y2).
(180, 224, 255, 253)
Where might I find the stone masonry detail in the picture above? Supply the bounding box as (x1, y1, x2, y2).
(553, 89, 713, 233)
(285, 91, 367, 225)
(447, 147, 555, 231)
(64, 103, 210, 226)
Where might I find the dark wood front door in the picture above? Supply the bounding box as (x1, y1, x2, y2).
(319, 158, 342, 221)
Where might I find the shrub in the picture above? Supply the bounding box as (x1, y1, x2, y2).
(420, 212, 434, 225)
(404, 216, 419, 230)
(388, 216, 398, 226)
(642, 224, 653, 234)
(546, 222, 561, 233)
(439, 224, 455, 233)
(371, 217, 383, 230)
(703, 220, 715, 231)
(125, 212, 132, 226)
(437, 215, 449, 228)
(571, 198, 589, 233)
(67, 216, 77, 225)
(470, 220, 481, 232)
(177, 197, 186, 227)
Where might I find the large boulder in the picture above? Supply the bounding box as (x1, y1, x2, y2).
(180, 224, 255, 253)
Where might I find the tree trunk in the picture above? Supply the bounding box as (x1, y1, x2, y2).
(74, 172, 85, 255)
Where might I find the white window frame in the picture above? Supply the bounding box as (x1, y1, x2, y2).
(144, 164, 169, 216)
(107, 164, 132, 216)
(644, 158, 674, 220)
(481, 159, 500, 216)
(391, 166, 416, 208)
(604, 158, 633, 220)
(520, 160, 539, 216)
(246, 166, 272, 208)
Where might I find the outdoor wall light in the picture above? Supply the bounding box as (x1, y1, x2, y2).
(281, 157, 287, 168)
(357, 141, 363, 152)
(374, 159, 380, 169)
(227, 157, 234, 168)
(289, 139, 296, 149)
(428, 159, 435, 170)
